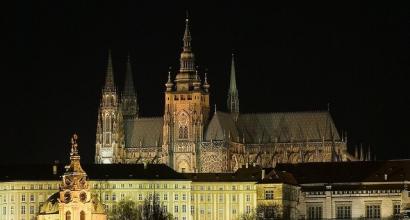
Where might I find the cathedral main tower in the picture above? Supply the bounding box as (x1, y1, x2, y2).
(162, 17, 210, 172)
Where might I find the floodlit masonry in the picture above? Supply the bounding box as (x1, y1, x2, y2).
(95, 16, 362, 173)
(1, 159, 409, 219)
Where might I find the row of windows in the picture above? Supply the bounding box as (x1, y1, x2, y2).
(192, 185, 252, 191)
(93, 183, 188, 190)
(306, 189, 403, 196)
(0, 184, 57, 190)
(306, 204, 401, 219)
(1, 205, 37, 215)
(1, 194, 41, 203)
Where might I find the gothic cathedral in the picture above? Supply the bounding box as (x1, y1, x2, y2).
(95, 17, 356, 173)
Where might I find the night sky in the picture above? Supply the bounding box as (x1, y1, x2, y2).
(3, 1, 409, 164)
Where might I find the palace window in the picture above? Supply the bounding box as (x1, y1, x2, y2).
(366, 205, 381, 219)
(10, 206, 14, 215)
(174, 205, 179, 213)
(105, 194, 109, 201)
(219, 194, 224, 202)
(175, 193, 178, 201)
(191, 206, 194, 214)
(232, 195, 237, 202)
(21, 205, 26, 214)
(393, 203, 401, 216)
(30, 205, 34, 214)
(30, 194, 34, 202)
(265, 190, 274, 200)
(246, 194, 250, 202)
(246, 205, 251, 214)
(138, 194, 142, 201)
(182, 205, 186, 213)
(21, 194, 26, 202)
(307, 205, 322, 220)
(182, 194, 186, 201)
(112, 194, 116, 201)
(336, 205, 351, 219)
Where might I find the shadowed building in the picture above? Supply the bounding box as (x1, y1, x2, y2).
(95, 16, 356, 173)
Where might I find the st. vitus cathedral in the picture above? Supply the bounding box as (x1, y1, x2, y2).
(95, 18, 357, 173)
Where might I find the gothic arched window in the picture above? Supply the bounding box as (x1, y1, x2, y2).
(80, 211, 85, 220)
(66, 211, 71, 220)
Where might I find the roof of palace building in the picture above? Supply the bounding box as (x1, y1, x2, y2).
(124, 117, 163, 148)
(0, 163, 187, 181)
(183, 165, 298, 185)
(275, 160, 410, 185)
(205, 111, 340, 143)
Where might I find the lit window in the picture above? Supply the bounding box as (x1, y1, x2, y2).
(265, 190, 274, 200)
(336, 205, 351, 219)
(394, 204, 401, 216)
(307, 205, 322, 220)
(366, 205, 381, 219)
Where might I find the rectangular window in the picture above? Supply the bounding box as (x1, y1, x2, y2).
(163, 205, 167, 213)
(394, 203, 401, 216)
(307, 206, 322, 220)
(336, 205, 351, 219)
(11, 206, 14, 215)
(191, 206, 194, 214)
(21, 205, 26, 214)
(232, 195, 237, 202)
(112, 194, 116, 201)
(22, 194, 26, 202)
(120, 194, 125, 200)
(366, 205, 381, 219)
(246, 194, 250, 202)
(30, 194, 34, 202)
(30, 206, 34, 214)
(265, 190, 274, 200)
(174, 205, 179, 213)
(138, 194, 142, 201)
(182, 194, 186, 201)
(3, 206, 6, 215)
(105, 194, 109, 201)
(219, 194, 224, 202)
(246, 205, 251, 214)
(182, 205, 186, 213)
(200, 208, 205, 214)
(174, 193, 178, 201)
(163, 193, 168, 201)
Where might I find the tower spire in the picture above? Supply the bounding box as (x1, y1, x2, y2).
(121, 53, 139, 118)
(104, 50, 115, 92)
(175, 15, 196, 90)
(227, 53, 240, 113)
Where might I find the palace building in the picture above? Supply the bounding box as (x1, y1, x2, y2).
(94, 17, 357, 173)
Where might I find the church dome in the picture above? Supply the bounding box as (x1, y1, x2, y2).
(39, 192, 59, 214)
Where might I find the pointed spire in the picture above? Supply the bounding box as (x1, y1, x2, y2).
(183, 13, 191, 52)
(227, 53, 240, 113)
(123, 53, 136, 97)
(165, 67, 174, 91)
(203, 70, 210, 92)
(104, 50, 115, 92)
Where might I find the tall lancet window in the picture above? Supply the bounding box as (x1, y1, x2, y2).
(178, 113, 189, 139)
(66, 211, 71, 220)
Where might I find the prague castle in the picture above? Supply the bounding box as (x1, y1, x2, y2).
(95, 17, 356, 173)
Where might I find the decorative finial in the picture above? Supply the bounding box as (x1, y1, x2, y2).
(71, 134, 79, 155)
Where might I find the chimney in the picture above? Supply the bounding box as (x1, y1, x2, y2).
(52, 160, 59, 175)
(261, 169, 265, 180)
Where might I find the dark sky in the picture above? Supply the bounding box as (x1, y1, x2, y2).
(3, 1, 409, 164)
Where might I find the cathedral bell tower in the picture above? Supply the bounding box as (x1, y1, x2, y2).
(95, 51, 124, 164)
(162, 16, 210, 172)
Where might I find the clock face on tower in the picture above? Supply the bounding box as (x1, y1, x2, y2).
(64, 191, 71, 203)
(80, 191, 87, 203)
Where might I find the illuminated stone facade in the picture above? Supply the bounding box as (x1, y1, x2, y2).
(37, 135, 106, 220)
(95, 17, 356, 173)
